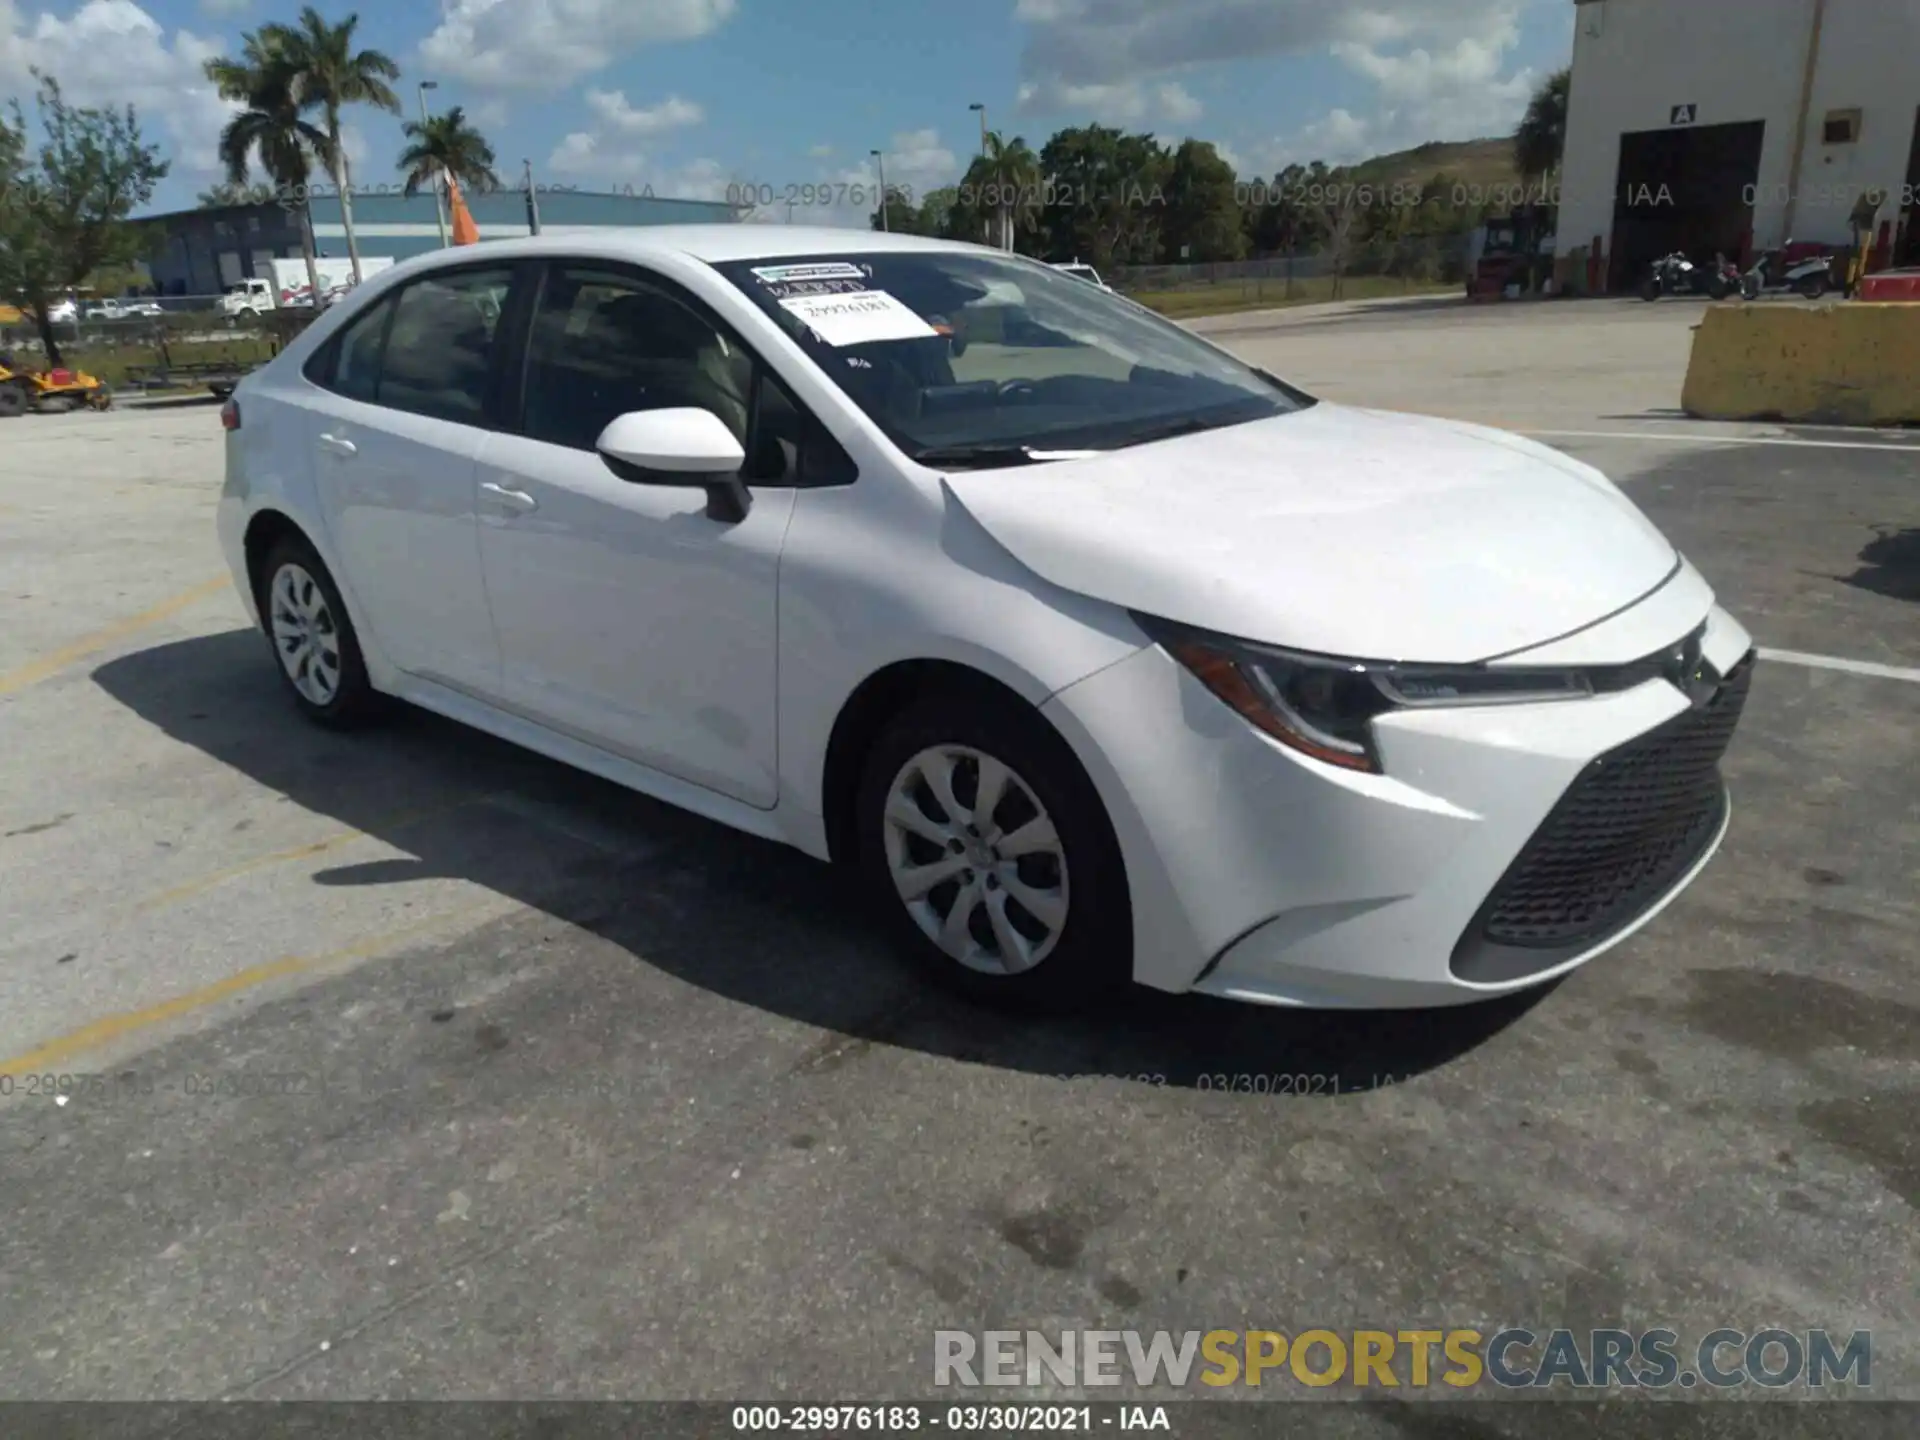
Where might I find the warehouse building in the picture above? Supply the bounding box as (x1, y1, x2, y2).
(1555, 0, 1920, 290)
(139, 187, 742, 297)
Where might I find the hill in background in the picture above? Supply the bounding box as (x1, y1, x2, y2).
(1342, 136, 1523, 193)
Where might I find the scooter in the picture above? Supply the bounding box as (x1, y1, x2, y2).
(1739, 244, 1837, 300)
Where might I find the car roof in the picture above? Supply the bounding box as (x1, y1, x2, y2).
(408, 224, 991, 268)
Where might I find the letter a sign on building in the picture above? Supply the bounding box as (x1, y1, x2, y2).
(1670, 104, 1697, 125)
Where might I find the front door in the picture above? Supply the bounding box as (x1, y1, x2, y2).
(474, 263, 790, 808)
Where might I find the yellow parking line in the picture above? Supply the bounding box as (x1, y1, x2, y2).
(136, 794, 496, 912)
(0, 576, 230, 698)
(0, 908, 478, 1077)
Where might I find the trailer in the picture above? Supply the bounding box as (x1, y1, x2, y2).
(124, 318, 309, 399)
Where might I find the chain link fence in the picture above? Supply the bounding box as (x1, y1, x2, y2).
(1108, 236, 1473, 306)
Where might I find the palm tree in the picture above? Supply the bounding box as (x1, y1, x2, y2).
(397, 105, 501, 202)
(261, 7, 400, 283)
(205, 34, 333, 309)
(971, 131, 1042, 252)
(1514, 68, 1571, 193)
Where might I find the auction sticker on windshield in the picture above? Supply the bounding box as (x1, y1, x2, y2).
(779, 290, 938, 346)
(751, 262, 869, 284)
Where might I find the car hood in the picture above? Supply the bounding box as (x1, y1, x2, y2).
(938, 403, 1680, 663)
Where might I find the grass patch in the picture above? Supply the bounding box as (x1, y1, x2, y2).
(1125, 273, 1460, 319)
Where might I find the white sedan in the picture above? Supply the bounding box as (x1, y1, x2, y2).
(217, 227, 1753, 1011)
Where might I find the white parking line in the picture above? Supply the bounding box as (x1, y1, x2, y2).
(1760, 648, 1920, 684)
(1526, 428, 1920, 452)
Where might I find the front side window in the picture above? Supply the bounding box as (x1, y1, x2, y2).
(376, 267, 515, 424)
(521, 266, 754, 452)
(712, 251, 1309, 465)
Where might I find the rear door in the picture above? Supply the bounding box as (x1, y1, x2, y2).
(299, 263, 520, 695)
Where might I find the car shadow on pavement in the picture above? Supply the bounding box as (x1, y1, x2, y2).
(93, 629, 1550, 1096)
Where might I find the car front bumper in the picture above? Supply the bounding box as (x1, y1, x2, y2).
(1042, 600, 1755, 1009)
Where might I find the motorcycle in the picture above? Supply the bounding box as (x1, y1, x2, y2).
(1640, 252, 1697, 300)
(1739, 244, 1837, 300)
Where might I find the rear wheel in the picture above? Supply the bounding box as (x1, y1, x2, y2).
(856, 690, 1130, 1012)
(0, 383, 24, 418)
(257, 537, 384, 728)
(1797, 272, 1830, 300)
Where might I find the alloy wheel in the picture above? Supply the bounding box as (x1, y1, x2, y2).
(269, 562, 343, 706)
(881, 744, 1069, 975)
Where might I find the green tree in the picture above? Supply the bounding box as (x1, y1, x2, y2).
(1514, 68, 1571, 188)
(871, 189, 922, 234)
(915, 185, 957, 238)
(968, 130, 1043, 252)
(1159, 138, 1244, 263)
(261, 7, 401, 282)
(205, 30, 333, 309)
(0, 72, 169, 365)
(197, 179, 279, 207)
(1035, 125, 1169, 268)
(397, 104, 500, 198)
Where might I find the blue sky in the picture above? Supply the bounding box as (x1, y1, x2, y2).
(0, 0, 1575, 218)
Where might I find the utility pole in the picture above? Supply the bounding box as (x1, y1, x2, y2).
(1781, 0, 1829, 245)
(418, 80, 449, 247)
(872, 149, 889, 231)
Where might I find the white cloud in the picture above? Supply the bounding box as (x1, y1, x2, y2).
(1013, 75, 1211, 126)
(547, 89, 705, 183)
(584, 89, 703, 136)
(199, 0, 249, 15)
(0, 0, 237, 181)
(1017, 0, 1555, 165)
(807, 142, 834, 159)
(778, 127, 960, 229)
(1157, 82, 1203, 124)
(420, 0, 736, 94)
(1239, 15, 1540, 175)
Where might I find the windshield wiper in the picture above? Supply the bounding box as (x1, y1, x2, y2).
(1109, 414, 1231, 448)
(909, 443, 1098, 470)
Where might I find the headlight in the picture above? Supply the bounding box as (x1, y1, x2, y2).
(1135, 615, 1594, 774)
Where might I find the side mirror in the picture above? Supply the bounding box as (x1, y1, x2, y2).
(596, 407, 752, 522)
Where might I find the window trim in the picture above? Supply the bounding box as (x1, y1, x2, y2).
(504, 257, 856, 489)
(300, 259, 536, 430)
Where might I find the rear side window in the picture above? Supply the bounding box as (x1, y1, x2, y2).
(317, 298, 392, 403)
(378, 268, 515, 424)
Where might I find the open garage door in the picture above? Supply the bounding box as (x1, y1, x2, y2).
(1609, 120, 1765, 291)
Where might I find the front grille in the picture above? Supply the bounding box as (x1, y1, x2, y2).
(1452, 653, 1753, 979)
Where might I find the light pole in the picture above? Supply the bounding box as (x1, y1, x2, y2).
(871, 148, 889, 232)
(417, 79, 448, 247)
(968, 102, 995, 247)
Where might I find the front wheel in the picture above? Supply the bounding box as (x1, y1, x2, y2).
(256, 537, 385, 728)
(1640, 276, 1661, 301)
(856, 691, 1131, 1012)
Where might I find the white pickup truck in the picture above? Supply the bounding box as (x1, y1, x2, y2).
(84, 298, 166, 320)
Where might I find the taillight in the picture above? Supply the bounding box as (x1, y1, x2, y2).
(220, 398, 240, 431)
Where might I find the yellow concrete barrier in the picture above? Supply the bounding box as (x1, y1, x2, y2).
(1680, 303, 1920, 426)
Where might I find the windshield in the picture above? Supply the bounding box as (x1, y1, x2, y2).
(711, 250, 1310, 464)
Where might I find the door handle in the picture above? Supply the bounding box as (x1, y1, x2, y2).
(317, 433, 357, 457)
(480, 481, 538, 512)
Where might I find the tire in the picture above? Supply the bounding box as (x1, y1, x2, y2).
(255, 536, 385, 729)
(0, 383, 24, 419)
(855, 688, 1131, 1013)
(207, 383, 234, 401)
(1708, 276, 1731, 300)
(1797, 273, 1829, 300)
(1740, 275, 1761, 301)
(86, 385, 113, 412)
(1640, 276, 1661, 301)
